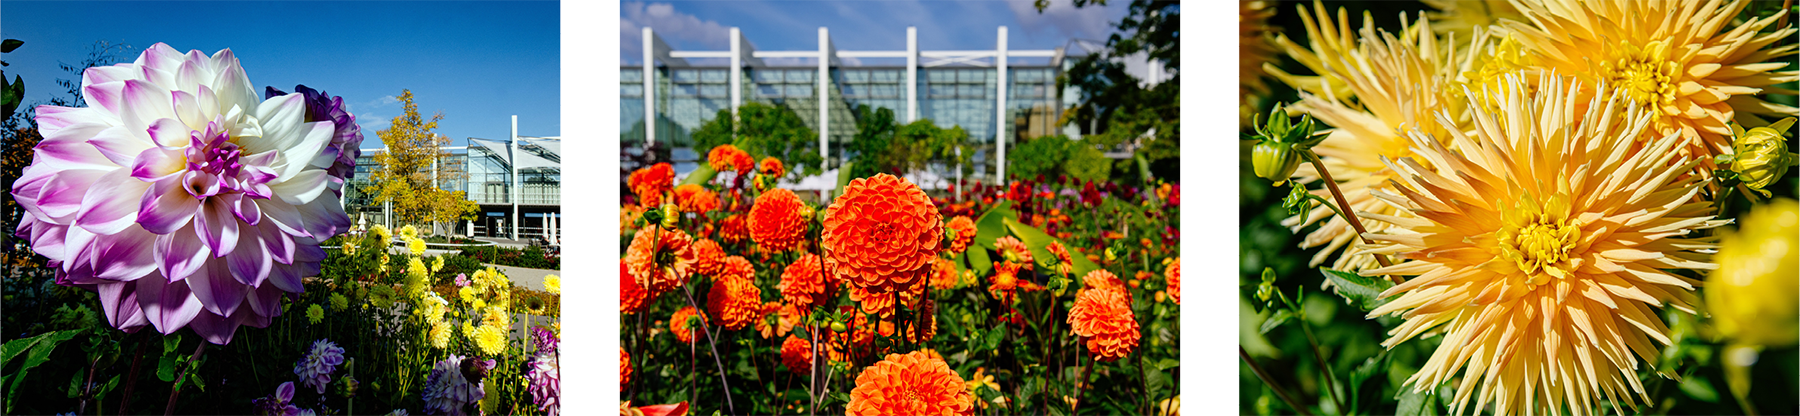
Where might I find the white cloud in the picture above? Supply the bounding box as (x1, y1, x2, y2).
(621, 1, 733, 63)
(1007, 0, 1120, 43)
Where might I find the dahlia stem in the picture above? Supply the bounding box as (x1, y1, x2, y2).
(679, 284, 737, 415)
(1072, 339, 1095, 415)
(1301, 322, 1348, 414)
(1301, 150, 1401, 283)
(163, 342, 206, 416)
(1241, 346, 1313, 416)
(118, 333, 149, 416)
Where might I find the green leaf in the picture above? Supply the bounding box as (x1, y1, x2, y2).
(158, 355, 178, 382)
(1394, 387, 1440, 416)
(1348, 353, 1389, 412)
(0, 39, 20, 53)
(1258, 310, 1294, 335)
(163, 334, 182, 354)
(972, 201, 1017, 252)
(835, 162, 854, 193)
(1145, 362, 1170, 399)
(1321, 269, 1395, 311)
(1001, 217, 1102, 277)
(1680, 376, 1720, 403)
(967, 245, 994, 278)
(1155, 358, 1180, 371)
(2, 330, 82, 413)
(188, 374, 205, 392)
(681, 164, 717, 186)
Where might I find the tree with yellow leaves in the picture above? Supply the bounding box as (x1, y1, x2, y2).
(369, 90, 476, 235)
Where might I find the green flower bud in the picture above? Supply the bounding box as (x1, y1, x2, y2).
(830, 321, 847, 333)
(1252, 141, 1302, 186)
(1731, 118, 1797, 197)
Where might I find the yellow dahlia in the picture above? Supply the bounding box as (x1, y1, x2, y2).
(1501, 0, 1799, 171)
(1705, 198, 1798, 348)
(474, 324, 507, 356)
(1272, 4, 1486, 272)
(1240, 0, 1280, 123)
(1422, 0, 1523, 41)
(429, 321, 452, 349)
(1360, 74, 1725, 416)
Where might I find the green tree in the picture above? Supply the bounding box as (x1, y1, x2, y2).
(1049, 0, 1180, 185)
(690, 102, 823, 177)
(369, 90, 477, 233)
(845, 105, 971, 183)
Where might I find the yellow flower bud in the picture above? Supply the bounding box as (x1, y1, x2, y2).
(660, 204, 680, 228)
(1706, 198, 1799, 348)
(1731, 118, 1796, 197)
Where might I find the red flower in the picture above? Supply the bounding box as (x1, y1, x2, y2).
(748, 188, 808, 252)
(822, 174, 943, 293)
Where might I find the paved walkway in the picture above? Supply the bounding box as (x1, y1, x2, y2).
(487, 263, 559, 292)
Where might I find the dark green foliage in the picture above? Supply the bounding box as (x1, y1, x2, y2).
(458, 245, 560, 270)
(691, 102, 823, 177)
(844, 105, 973, 182)
(1007, 135, 1112, 183)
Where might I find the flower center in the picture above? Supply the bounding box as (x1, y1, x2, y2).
(869, 223, 898, 246)
(1602, 41, 1677, 110)
(182, 122, 276, 200)
(1497, 195, 1581, 284)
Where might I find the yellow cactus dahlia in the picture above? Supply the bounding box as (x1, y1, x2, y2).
(1271, 4, 1486, 271)
(1361, 74, 1727, 416)
(1501, 0, 1800, 171)
(1421, 0, 1523, 42)
(1240, 0, 1280, 123)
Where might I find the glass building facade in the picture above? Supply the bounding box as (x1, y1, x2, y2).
(624, 26, 1094, 187)
(343, 132, 561, 238)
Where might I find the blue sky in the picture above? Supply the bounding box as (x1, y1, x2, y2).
(620, 0, 1131, 66)
(2, 1, 560, 148)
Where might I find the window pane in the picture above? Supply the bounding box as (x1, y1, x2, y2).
(844, 70, 868, 83)
(872, 70, 899, 83)
(959, 84, 984, 98)
(701, 84, 727, 98)
(871, 85, 897, 98)
(754, 71, 783, 83)
(621, 70, 643, 83)
(786, 70, 814, 83)
(700, 69, 727, 83)
(786, 84, 813, 97)
(621, 85, 644, 97)
(928, 70, 955, 83)
(930, 85, 956, 98)
(757, 84, 782, 97)
(958, 69, 982, 83)
(673, 84, 698, 97)
(673, 70, 698, 83)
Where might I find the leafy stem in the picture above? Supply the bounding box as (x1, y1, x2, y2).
(1299, 149, 1401, 284)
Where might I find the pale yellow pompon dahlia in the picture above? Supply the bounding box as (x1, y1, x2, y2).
(1273, 5, 1487, 272)
(1360, 73, 1728, 416)
(1240, 0, 1280, 124)
(1501, 0, 1800, 171)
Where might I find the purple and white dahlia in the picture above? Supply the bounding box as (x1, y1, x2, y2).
(423, 355, 492, 416)
(294, 339, 346, 394)
(526, 327, 560, 415)
(10, 43, 355, 344)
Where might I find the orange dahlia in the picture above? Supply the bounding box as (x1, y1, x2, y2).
(628, 163, 675, 206)
(1068, 280, 1139, 362)
(674, 184, 720, 214)
(749, 188, 809, 252)
(1081, 269, 1126, 296)
(778, 254, 833, 311)
(994, 236, 1033, 268)
(756, 302, 799, 339)
(987, 262, 1022, 302)
(823, 174, 943, 293)
(707, 144, 754, 175)
(669, 306, 701, 345)
(1046, 242, 1074, 276)
(621, 204, 646, 234)
(690, 239, 726, 278)
(780, 335, 813, 375)
(622, 260, 648, 313)
(945, 216, 976, 254)
(759, 157, 785, 178)
(848, 276, 927, 318)
(702, 257, 759, 329)
(719, 214, 749, 245)
(845, 351, 976, 416)
(621, 349, 632, 390)
(718, 255, 755, 281)
(625, 227, 696, 298)
(929, 257, 958, 290)
(1165, 258, 1180, 305)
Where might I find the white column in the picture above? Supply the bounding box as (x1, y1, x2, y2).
(730, 27, 742, 122)
(995, 26, 1008, 186)
(907, 26, 918, 123)
(644, 27, 656, 148)
(818, 27, 831, 170)
(510, 115, 519, 241)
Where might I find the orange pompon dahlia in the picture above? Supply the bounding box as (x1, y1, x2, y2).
(823, 174, 944, 292)
(707, 144, 754, 175)
(759, 157, 785, 178)
(945, 216, 976, 254)
(706, 266, 763, 331)
(929, 257, 958, 290)
(719, 214, 750, 245)
(749, 188, 809, 252)
(690, 239, 726, 278)
(994, 236, 1033, 267)
(719, 255, 756, 281)
(628, 163, 675, 206)
(622, 260, 648, 313)
(1080, 269, 1125, 295)
(625, 227, 697, 298)
(669, 306, 701, 345)
(781, 335, 814, 376)
(1165, 258, 1180, 305)
(1068, 280, 1139, 362)
(621, 349, 632, 390)
(779, 254, 832, 311)
(845, 351, 976, 416)
(848, 277, 927, 317)
(674, 184, 720, 214)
